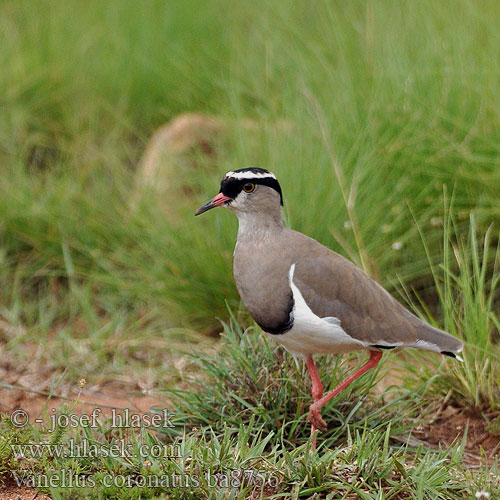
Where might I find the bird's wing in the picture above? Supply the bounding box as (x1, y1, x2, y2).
(292, 255, 463, 353)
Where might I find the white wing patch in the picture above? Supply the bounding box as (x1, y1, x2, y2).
(413, 339, 440, 352)
(269, 264, 365, 357)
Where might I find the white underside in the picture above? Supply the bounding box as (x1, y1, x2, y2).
(272, 264, 366, 357)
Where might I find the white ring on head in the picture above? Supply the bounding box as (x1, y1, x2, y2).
(224, 170, 277, 181)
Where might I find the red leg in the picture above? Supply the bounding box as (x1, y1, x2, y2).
(306, 356, 323, 401)
(308, 350, 383, 432)
(306, 356, 324, 446)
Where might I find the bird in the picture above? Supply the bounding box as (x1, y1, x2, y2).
(195, 167, 464, 442)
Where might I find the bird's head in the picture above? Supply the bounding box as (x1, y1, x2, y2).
(195, 167, 283, 217)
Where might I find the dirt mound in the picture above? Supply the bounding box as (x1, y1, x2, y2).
(414, 405, 499, 464)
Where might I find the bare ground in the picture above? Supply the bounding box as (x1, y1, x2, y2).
(0, 481, 51, 500)
(413, 405, 500, 465)
(1, 354, 498, 498)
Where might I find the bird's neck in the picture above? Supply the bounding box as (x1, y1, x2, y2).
(235, 211, 284, 243)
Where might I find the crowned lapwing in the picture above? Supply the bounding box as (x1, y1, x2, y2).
(195, 168, 464, 442)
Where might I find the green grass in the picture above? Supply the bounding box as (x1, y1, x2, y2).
(398, 212, 500, 414)
(0, 0, 500, 498)
(1, 0, 499, 331)
(161, 315, 415, 447)
(1, 322, 499, 499)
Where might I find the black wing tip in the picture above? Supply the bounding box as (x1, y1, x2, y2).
(371, 345, 396, 350)
(441, 350, 464, 361)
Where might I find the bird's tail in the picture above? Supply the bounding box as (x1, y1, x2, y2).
(416, 323, 464, 361)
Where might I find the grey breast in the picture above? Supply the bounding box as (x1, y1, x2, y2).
(233, 232, 295, 334)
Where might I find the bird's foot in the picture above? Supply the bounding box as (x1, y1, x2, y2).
(308, 404, 327, 432)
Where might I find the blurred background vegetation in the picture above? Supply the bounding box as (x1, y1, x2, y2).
(0, 0, 498, 351)
(0, 1, 499, 497)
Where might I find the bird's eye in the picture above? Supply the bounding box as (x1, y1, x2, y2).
(243, 183, 255, 193)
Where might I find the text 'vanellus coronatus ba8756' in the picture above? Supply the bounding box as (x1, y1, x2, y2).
(195, 167, 464, 444)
